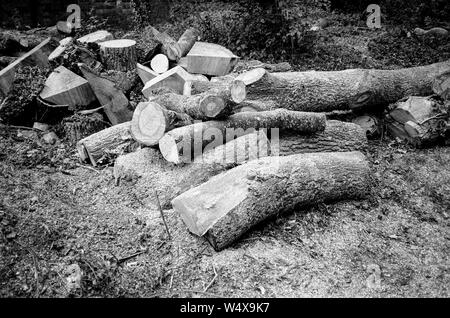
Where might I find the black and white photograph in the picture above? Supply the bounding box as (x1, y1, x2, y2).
(0, 0, 449, 303)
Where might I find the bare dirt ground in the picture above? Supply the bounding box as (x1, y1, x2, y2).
(1, 23, 449, 298)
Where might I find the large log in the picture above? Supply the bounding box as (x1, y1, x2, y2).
(78, 63, 133, 125)
(77, 122, 135, 166)
(131, 101, 193, 146)
(99, 39, 137, 72)
(230, 60, 450, 112)
(172, 151, 371, 251)
(186, 42, 239, 76)
(184, 80, 246, 104)
(0, 38, 52, 98)
(277, 120, 368, 155)
(159, 109, 327, 164)
(148, 91, 234, 120)
(40, 66, 96, 109)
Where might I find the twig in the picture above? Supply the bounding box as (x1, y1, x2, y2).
(117, 249, 147, 264)
(155, 191, 171, 241)
(203, 264, 218, 293)
(0, 97, 8, 111)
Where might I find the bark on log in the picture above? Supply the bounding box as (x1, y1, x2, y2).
(149, 91, 234, 120)
(230, 60, 450, 112)
(172, 151, 371, 251)
(78, 63, 133, 125)
(99, 39, 137, 72)
(176, 28, 198, 57)
(185, 79, 246, 104)
(277, 120, 368, 155)
(433, 71, 450, 100)
(77, 121, 135, 166)
(159, 109, 327, 164)
(131, 101, 193, 146)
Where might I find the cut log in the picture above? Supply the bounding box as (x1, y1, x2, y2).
(172, 151, 370, 250)
(234, 60, 292, 73)
(149, 91, 234, 120)
(78, 63, 133, 125)
(77, 121, 135, 166)
(186, 42, 239, 76)
(352, 115, 380, 138)
(185, 80, 246, 104)
(48, 37, 74, 62)
(0, 37, 52, 98)
(142, 66, 193, 97)
(150, 54, 169, 74)
(159, 109, 326, 164)
(176, 28, 199, 58)
(131, 101, 193, 146)
(77, 30, 114, 44)
(433, 71, 450, 100)
(137, 63, 158, 84)
(226, 60, 450, 112)
(148, 26, 179, 61)
(277, 120, 368, 155)
(390, 96, 435, 124)
(99, 39, 137, 72)
(40, 66, 96, 109)
(56, 21, 74, 35)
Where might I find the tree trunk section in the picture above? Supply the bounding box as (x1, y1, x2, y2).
(185, 79, 246, 104)
(99, 39, 137, 72)
(131, 101, 193, 146)
(172, 151, 371, 251)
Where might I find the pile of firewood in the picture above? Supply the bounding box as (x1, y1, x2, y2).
(1, 25, 449, 251)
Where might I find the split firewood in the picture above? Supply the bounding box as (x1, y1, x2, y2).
(159, 109, 326, 164)
(414, 27, 448, 39)
(39, 66, 96, 109)
(172, 151, 370, 251)
(184, 80, 247, 104)
(234, 60, 292, 73)
(137, 63, 158, 84)
(142, 66, 193, 97)
(99, 39, 137, 72)
(77, 30, 114, 45)
(277, 120, 368, 155)
(186, 42, 239, 76)
(433, 71, 450, 100)
(78, 63, 133, 125)
(131, 101, 193, 146)
(222, 60, 450, 112)
(0, 37, 52, 97)
(352, 115, 380, 138)
(48, 37, 74, 62)
(150, 54, 169, 74)
(77, 121, 135, 166)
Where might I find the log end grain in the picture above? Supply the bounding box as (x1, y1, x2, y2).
(131, 102, 168, 146)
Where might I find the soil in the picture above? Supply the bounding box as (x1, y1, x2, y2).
(1, 17, 449, 298)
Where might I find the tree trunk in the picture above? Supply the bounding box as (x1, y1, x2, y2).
(172, 151, 371, 251)
(78, 63, 133, 125)
(231, 60, 450, 112)
(277, 120, 368, 155)
(77, 122, 135, 166)
(185, 79, 247, 104)
(131, 101, 193, 146)
(159, 109, 327, 164)
(99, 39, 137, 72)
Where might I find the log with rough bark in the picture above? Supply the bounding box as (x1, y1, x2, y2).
(433, 71, 450, 100)
(77, 121, 135, 166)
(159, 109, 326, 164)
(77, 30, 114, 44)
(352, 115, 380, 138)
(176, 28, 199, 58)
(184, 80, 247, 104)
(277, 120, 368, 155)
(0, 37, 52, 98)
(150, 53, 169, 74)
(78, 63, 133, 125)
(149, 91, 234, 120)
(142, 66, 193, 97)
(172, 151, 371, 251)
(226, 60, 450, 112)
(40, 66, 96, 109)
(131, 101, 193, 146)
(186, 42, 239, 76)
(137, 63, 158, 84)
(99, 39, 137, 72)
